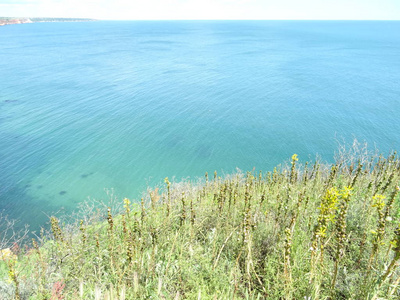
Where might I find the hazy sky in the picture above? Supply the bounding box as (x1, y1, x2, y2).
(1, 0, 400, 20)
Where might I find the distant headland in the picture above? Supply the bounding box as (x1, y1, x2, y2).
(0, 17, 97, 26)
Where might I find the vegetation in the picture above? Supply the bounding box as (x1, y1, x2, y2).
(0, 143, 399, 299)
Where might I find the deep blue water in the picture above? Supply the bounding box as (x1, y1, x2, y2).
(0, 21, 399, 231)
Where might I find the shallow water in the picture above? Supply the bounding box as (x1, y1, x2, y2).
(0, 21, 399, 231)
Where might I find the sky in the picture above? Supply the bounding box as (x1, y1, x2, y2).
(1, 0, 400, 20)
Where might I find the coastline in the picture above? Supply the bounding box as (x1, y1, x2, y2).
(0, 17, 96, 26)
(0, 18, 32, 26)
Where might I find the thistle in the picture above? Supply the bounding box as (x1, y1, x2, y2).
(290, 154, 298, 184)
(303, 161, 309, 186)
(79, 219, 87, 244)
(371, 194, 386, 259)
(350, 163, 363, 188)
(331, 186, 352, 292)
(140, 198, 145, 225)
(283, 227, 293, 298)
(190, 197, 196, 226)
(127, 232, 134, 263)
(310, 187, 339, 296)
(95, 233, 100, 251)
(383, 186, 399, 228)
(324, 165, 338, 190)
(381, 171, 394, 194)
(165, 177, 171, 216)
(242, 183, 252, 245)
(122, 214, 128, 236)
(50, 216, 64, 243)
(180, 192, 186, 226)
(7, 259, 20, 300)
(150, 188, 160, 209)
(107, 207, 114, 233)
(123, 198, 131, 216)
(370, 223, 400, 299)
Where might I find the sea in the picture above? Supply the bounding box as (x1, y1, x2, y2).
(0, 21, 399, 232)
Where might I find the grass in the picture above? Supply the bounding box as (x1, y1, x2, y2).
(0, 144, 399, 299)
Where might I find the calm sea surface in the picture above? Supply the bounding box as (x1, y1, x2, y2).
(1, 21, 399, 231)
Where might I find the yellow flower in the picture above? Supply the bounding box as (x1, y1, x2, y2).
(340, 186, 353, 199)
(372, 194, 385, 209)
(123, 198, 131, 213)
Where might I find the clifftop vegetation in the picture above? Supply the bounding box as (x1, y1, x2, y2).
(0, 143, 399, 299)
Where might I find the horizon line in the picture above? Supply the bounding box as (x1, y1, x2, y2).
(2, 17, 400, 22)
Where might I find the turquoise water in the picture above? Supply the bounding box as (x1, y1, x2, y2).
(1, 21, 399, 231)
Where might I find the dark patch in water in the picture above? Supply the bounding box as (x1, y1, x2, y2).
(37, 185, 43, 189)
(24, 184, 31, 189)
(81, 172, 93, 179)
(4, 99, 18, 103)
(166, 136, 184, 148)
(59, 191, 67, 195)
(195, 145, 213, 159)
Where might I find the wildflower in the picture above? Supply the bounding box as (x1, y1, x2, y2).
(123, 198, 131, 214)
